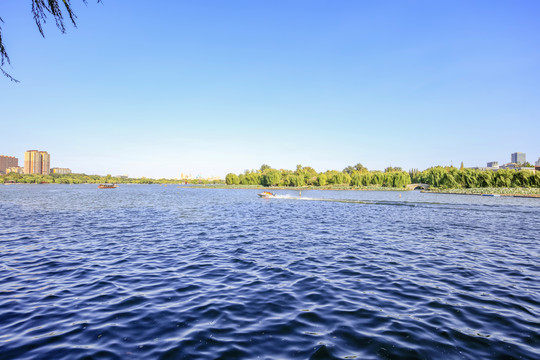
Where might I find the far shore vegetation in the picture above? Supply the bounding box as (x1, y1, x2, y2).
(422, 187, 540, 197)
(224, 164, 540, 190)
(0, 173, 215, 185)
(2, 163, 540, 196)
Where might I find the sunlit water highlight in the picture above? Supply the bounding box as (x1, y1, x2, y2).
(0, 185, 539, 359)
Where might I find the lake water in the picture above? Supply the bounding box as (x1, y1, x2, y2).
(1, 185, 539, 359)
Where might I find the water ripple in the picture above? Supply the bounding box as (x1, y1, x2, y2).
(0, 186, 539, 359)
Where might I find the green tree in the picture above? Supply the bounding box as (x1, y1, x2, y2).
(330, 172, 344, 185)
(385, 166, 402, 173)
(316, 173, 327, 186)
(494, 170, 513, 187)
(513, 170, 532, 187)
(531, 172, 540, 187)
(477, 171, 493, 187)
(244, 171, 261, 185)
(350, 172, 362, 187)
(393, 171, 411, 188)
(225, 173, 239, 185)
(301, 166, 318, 185)
(354, 163, 367, 172)
(262, 169, 281, 186)
(342, 172, 351, 185)
(344, 163, 367, 174)
(288, 175, 305, 187)
(409, 168, 419, 183)
(460, 169, 479, 188)
(440, 172, 460, 189)
(425, 167, 445, 187)
(370, 171, 384, 186)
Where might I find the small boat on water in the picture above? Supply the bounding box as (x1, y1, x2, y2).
(258, 191, 276, 198)
(98, 184, 118, 189)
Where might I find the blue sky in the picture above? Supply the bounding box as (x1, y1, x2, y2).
(1, 0, 539, 178)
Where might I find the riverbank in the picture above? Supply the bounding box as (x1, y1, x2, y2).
(4, 182, 540, 198)
(422, 187, 540, 198)
(196, 184, 407, 191)
(208, 184, 540, 197)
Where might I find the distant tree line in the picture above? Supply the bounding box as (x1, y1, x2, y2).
(0, 173, 221, 185)
(411, 166, 540, 189)
(225, 164, 540, 189)
(225, 164, 412, 188)
(3, 164, 539, 189)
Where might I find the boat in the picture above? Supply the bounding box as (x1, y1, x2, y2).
(98, 184, 118, 189)
(258, 191, 276, 198)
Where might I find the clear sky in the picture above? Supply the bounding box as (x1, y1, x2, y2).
(1, 0, 539, 178)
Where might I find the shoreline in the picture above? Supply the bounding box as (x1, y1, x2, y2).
(4, 182, 540, 198)
(186, 185, 540, 197)
(194, 185, 407, 191)
(181, 185, 540, 198)
(421, 189, 540, 199)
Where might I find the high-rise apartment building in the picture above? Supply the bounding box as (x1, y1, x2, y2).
(25, 150, 41, 174)
(511, 152, 526, 164)
(40, 151, 50, 175)
(24, 150, 50, 175)
(0, 155, 19, 174)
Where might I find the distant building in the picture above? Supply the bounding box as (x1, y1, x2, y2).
(6, 166, 24, 174)
(24, 150, 41, 174)
(24, 150, 50, 175)
(469, 161, 499, 171)
(471, 166, 499, 171)
(51, 167, 72, 174)
(0, 155, 19, 174)
(511, 152, 526, 164)
(499, 163, 517, 170)
(499, 163, 535, 171)
(40, 151, 50, 175)
(535, 157, 540, 171)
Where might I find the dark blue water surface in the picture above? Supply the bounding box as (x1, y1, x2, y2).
(1, 185, 539, 359)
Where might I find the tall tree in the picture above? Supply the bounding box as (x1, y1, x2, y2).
(1, 0, 101, 82)
(344, 163, 367, 174)
(354, 163, 367, 172)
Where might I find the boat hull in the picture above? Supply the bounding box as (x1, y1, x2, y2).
(98, 184, 118, 189)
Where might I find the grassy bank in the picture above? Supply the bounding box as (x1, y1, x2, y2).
(423, 187, 540, 198)
(202, 184, 540, 197)
(195, 184, 409, 191)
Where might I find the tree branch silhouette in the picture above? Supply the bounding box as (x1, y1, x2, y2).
(1, 0, 101, 82)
